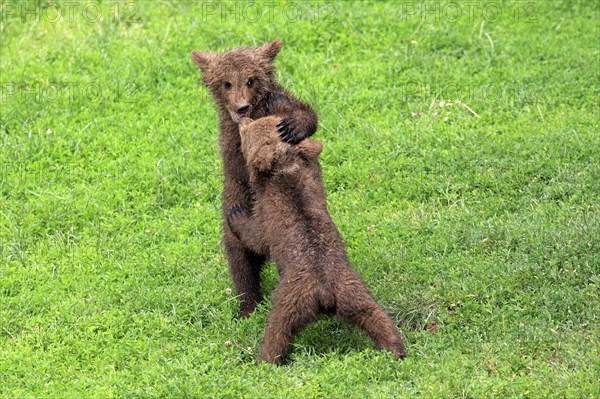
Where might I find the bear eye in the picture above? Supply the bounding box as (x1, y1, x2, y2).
(223, 81, 232, 89)
(246, 78, 254, 88)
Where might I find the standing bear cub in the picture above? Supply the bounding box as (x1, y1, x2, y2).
(191, 40, 318, 317)
(227, 116, 406, 364)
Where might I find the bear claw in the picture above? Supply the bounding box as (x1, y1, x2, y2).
(277, 118, 304, 144)
(227, 204, 251, 231)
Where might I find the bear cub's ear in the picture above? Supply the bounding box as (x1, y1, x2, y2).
(257, 39, 282, 62)
(191, 51, 216, 72)
(239, 117, 254, 129)
(296, 139, 323, 162)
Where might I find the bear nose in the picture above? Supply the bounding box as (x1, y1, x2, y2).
(236, 103, 250, 113)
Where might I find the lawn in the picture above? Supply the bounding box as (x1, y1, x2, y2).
(1, 0, 599, 398)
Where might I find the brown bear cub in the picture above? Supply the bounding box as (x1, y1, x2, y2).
(191, 40, 318, 317)
(227, 117, 406, 364)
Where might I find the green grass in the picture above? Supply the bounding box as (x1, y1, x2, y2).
(1, 0, 599, 398)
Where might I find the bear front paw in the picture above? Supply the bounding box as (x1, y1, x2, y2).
(226, 204, 252, 234)
(277, 117, 307, 144)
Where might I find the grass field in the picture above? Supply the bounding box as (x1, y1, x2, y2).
(1, 0, 599, 398)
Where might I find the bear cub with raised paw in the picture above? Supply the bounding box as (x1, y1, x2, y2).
(191, 40, 318, 317)
(227, 116, 406, 364)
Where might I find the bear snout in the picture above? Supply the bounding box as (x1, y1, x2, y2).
(236, 103, 250, 113)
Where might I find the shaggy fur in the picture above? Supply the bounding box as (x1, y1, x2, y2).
(227, 117, 406, 364)
(191, 40, 318, 317)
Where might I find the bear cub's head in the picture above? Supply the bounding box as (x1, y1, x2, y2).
(191, 40, 282, 124)
(238, 116, 323, 178)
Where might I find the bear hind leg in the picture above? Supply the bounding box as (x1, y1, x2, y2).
(336, 272, 406, 359)
(260, 282, 320, 364)
(224, 225, 265, 318)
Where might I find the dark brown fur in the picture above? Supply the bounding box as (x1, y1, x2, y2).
(227, 117, 406, 364)
(191, 40, 318, 317)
